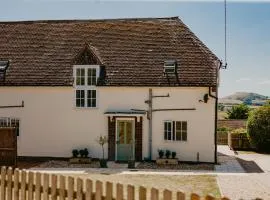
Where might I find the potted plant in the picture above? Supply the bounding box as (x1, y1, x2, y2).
(165, 150, 171, 159)
(172, 151, 176, 159)
(158, 149, 164, 158)
(72, 149, 79, 158)
(79, 149, 85, 157)
(83, 148, 89, 158)
(97, 136, 108, 168)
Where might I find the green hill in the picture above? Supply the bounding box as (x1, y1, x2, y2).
(222, 92, 268, 103)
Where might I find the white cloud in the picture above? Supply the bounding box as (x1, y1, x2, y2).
(258, 80, 270, 85)
(235, 78, 251, 83)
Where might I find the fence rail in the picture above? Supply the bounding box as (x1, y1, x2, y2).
(0, 166, 232, 200)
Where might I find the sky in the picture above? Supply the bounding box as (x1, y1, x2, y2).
(0, 0, 270, 97)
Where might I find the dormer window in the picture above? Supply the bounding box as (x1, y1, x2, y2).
(73, 65, 99, 108)
(164, 60, 177, 74)
(0, 60, 9, 82)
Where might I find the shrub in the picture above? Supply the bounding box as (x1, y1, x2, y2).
(158, 149, 164, 158)
(172, 151, 176, 159)
(72, 149, 79, 158)
(79, 149, 85, 157)
(226, 104, 250, 119)
(217, 126, 231, 132)
(83, 148, 89, 158)
(165, 150, 171, 159)
(231, 128, 247, 136)
(247, 105, 270, 152)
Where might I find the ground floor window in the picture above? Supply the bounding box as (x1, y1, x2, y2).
(164, 120, 187, 141)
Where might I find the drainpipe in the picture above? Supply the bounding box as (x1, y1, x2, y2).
(209, 84, 218, 164)
(208, 87, 218, 164)
(148, 88, 153, 160)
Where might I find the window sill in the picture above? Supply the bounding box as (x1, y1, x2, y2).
(164, 140, 188, 143)
(73, 107, 99, 110)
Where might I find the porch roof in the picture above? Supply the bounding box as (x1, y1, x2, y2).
(104, 110, 146, 116)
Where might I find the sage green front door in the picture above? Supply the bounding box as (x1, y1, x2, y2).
(116, 120, 134, 161)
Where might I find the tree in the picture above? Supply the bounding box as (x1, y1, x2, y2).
(247, 105, 270, 152)
(218, 103, 225, 111)
(226, 104, 250, 119)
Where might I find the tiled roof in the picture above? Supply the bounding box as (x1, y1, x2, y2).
(0, 17, 219, 87)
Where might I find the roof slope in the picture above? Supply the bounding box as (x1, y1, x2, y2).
(0, 17, 219, 87)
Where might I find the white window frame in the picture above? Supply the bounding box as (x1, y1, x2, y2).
(73, 65, 99, 108)
(164, 120, 173, 141)
(164, 120, 187, 142)
(175, 121, 187, 141)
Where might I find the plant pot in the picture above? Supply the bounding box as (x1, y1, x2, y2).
(128, 160, 136, 169)
(100, 159, 107, 168)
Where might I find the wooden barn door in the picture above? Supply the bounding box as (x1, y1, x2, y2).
(0, 127, 17, 166)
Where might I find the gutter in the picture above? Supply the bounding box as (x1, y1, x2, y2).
(208, 87, 218, 164)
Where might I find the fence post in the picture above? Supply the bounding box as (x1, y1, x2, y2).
(35, 172, 42, 200)
(116, 183, 123, 200)
(163, 189, 172, 200)
(51, 174, 58, 200)
(28, 171, 34, 200)
(96, 180, 103, 200)
(221, 197, 230, 200)
(77, 178, 83, 200)
(139, 186, 147, 200)
(85, 179, 93, 200)
(59, 175, 66, 200)
(127, 185, 135, 200)
(13, 169, 20, 200)
(68, 176, 74, 200)
(176, 191, 185, 200)
(150, 188, 159, 200)
(7, 167, 13, 200)
(43, 173, 50, 200)
(205, 194, 216, 200)
(191, 193, 200, 200)
(106, 182, 113, 200)
(0, 166, 6, 200)
(21, 170, 27, 200)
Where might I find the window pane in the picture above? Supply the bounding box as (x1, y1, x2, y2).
(176, 121, 181, 131)
(168, 131, 171, 140)
(76, 90, 80, 98)
(81, 68, 85, 76)
(182, 131, 187, 141)
(87, 90, 97, 107)
(92, 90, 96, 98)
(76, 68, 80, 76)
(176, 131, 181, 141)
(81, 77, 85, 85)
(91, 99, 96, 107)
(76, 99, 80, 107)
(87, 68, 97, 86)
(182, 121, 187, 131)
(164, 122, 168, 140)
(81, 99, 85, 107)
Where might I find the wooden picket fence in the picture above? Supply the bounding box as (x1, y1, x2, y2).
(0, 166, 231, 200)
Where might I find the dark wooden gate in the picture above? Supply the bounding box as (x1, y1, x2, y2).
(0, 127, 17, 166)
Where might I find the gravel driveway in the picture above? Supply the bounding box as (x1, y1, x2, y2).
(217, 146, 270, 200)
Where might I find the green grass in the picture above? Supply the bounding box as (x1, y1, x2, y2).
(71, 173, 221, 199)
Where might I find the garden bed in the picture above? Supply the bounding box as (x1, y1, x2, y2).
(136, 161, 215, 170)
(35, 160, 100, 168)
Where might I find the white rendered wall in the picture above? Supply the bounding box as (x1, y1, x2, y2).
(0, 87, 215, 162)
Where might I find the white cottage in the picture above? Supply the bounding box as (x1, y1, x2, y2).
(0, 17, 220, 163)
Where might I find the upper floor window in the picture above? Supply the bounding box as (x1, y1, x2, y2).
(74, 65, 99, 108)
(164, 121, 187, 141)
